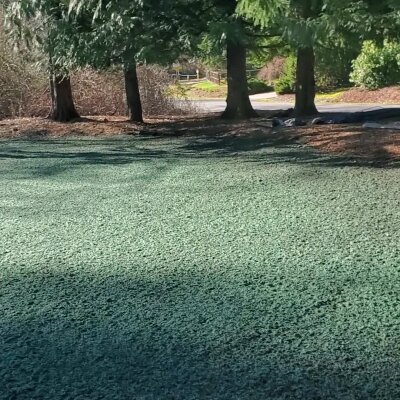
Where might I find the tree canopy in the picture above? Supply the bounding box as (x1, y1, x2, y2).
(3, 0, 400, 120)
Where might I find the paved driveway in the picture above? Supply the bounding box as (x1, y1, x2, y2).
(194, 99, 400, 114)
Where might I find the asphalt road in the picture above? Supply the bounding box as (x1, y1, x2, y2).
(193, 99, 400, 114)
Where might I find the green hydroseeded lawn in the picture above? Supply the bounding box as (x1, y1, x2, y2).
(1, 135, 400, 399)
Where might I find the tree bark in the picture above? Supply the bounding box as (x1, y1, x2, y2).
(295, 47, 318, 116)
(124, 64, 143, 123)
(49, 75, 80, 122)
(222, 40, 258, 120)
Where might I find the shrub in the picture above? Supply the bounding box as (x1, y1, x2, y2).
(137, 65, 192, 116)
(350, 41, 400, 89)
(257, 57, 286, 83)
(274, 55, 296, 95)
(0, 16, 47, 119)
(72, 66, 192, 117)
(1, 11, 193, 120)
(247, 78, 274, 94)
(166, 82, 190, 99)
(72, 66, 194, 117)
(315, 46, 358, 90)
(0, 62, 193, 118)
(70, 68, 125, 116)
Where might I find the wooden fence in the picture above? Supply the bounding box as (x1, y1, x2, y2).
(170, 72, 200, 81)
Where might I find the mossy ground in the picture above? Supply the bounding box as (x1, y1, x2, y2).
(169, 81, 228, 100)
(315, 89, 349, 102)
(1, 135, 400, 399)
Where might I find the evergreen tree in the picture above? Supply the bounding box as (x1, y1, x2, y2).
(239, 0, 373, 116)
(182, 0, 260, 119)
(7, 0, 80, 121)
(68, 0, 193, 122)
(70, 0, 260, 120)
(212, 0, 258, 119)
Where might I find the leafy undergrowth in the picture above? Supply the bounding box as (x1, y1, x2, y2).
(1, 136, 400, 399)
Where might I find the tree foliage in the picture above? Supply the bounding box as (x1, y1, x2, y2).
(3, 0, 400, 121)
(6, 0, 81, 73)
(67, 0, 192, 69)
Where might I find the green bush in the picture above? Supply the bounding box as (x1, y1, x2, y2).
(274, 55, 296, 94)
(247, 78, 274, 94)
(315, 46, 359, 90)
(350, 41, 400, 89)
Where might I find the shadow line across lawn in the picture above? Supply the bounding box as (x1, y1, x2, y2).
(0, 133, 399, 179)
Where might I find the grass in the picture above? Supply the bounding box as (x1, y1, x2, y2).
(169, 80, 228, 100)
(191, 80, 227, 91)
(1, 135, 400, 399)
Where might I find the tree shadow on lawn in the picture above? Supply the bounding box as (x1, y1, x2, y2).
(0, 132, 399, 181)
(2, 268, 400, 399)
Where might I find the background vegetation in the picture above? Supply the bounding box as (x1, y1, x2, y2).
(1, 0, 400, 120)
(350, 40, 400, 89)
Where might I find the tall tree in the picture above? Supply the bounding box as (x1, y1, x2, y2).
(239, 0, 371, 116)
(68, 0, 190, 122)
(7, 0, 80, 121)
(217, 0, 258, 119)
(70, 0, 261, 120)
(239, 0, 322, 115)
(191, 0, 259, 119)
(292, 1, 319, 115)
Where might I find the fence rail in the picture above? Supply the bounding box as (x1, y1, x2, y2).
(170, 72, 200, 81)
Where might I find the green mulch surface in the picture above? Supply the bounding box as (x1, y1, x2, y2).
(1, 135, 400, 399)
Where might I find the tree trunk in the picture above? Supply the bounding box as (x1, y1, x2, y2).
(49, 75, 80, 122)
(124, 64, 143, 123)
(222, 40, 258, 120)
(295, 47, 318, 116)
